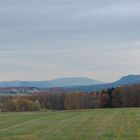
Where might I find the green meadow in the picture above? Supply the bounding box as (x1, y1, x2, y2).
(0, 108, 140, 140)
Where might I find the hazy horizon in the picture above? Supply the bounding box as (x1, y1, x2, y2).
(0, 0, 140, 82)
(0, 74, 139, 84)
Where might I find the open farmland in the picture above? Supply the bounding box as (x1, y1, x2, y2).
(0, 108, 140, 140)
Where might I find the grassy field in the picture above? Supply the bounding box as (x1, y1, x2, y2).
(0, 108, 140, 140)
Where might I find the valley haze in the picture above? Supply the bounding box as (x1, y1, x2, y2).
(0, 75, 140, 92)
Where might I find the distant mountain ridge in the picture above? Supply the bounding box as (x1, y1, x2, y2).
(113, 75, 140, 86)
(0, 75, 140, 92)
(65, 75, 140, 92)
(0, 77, 102, 88)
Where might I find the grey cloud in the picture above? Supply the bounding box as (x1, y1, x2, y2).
(0, 0, 140, 81)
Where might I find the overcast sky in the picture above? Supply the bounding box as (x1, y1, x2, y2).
(0, 0, 140, 82)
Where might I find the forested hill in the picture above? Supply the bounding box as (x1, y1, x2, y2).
(0, 75, 140, 93)
(65, 75, 140, 92)
(0, 77, 102, 88)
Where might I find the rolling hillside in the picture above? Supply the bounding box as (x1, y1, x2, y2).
(65, 75, 140, 92)
(0, 75, 140, 93)
(0, 77, 102, 88)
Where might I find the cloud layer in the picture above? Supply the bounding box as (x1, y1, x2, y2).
(0, 0, 140, 82)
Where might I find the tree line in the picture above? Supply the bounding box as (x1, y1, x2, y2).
(0, 84, 140, 112)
